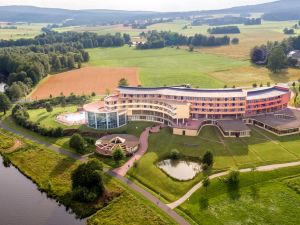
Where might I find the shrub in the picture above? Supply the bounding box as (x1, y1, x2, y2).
(2, 154, 11, 167)
(202, 176, 210, 189)
(202, 151, 214, 167)
(201, 163, 209, 171)
(71, 160, 104, 202)
(112, 147, 125, 162)
(69, 133, 85, 153)
(45, 103, 53, 112)
(227, 169, 240, 186)
(170, 149, 180, 160)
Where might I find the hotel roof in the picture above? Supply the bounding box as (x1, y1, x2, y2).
(217, 120, 251, 132)
(252, 108, 300, 130)
(246, 86, 290, 100)
(118, 86, 247, 98)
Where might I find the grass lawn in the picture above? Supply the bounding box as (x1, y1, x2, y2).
(2, 107, 154, 156)
(27, 105, 80, 129)
(179, 166, 300, 225)
(87, 46, 300, 89)
(128, 126, 300, 202)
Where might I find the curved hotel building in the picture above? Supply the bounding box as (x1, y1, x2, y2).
(84, 85, 300, 137)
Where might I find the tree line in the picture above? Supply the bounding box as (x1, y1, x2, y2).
(137, 31, 233, 49)
(250, 36, 300, 73)
(192, 16, 261, 26)
(0, 30, 131, 48)
(208, 26, 240, 34)
(0, 43, 89, 102)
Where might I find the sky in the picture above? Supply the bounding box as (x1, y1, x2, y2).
(0, 0, 276, 11)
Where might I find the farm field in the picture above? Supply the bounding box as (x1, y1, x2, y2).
(128, 126, 300, 202)
(30, 67, 140, 100)
(179, 166, 300, 225)
(87, 46, 300, 88)
(59, 20, 298, 59)
(0, 23, 44, 40)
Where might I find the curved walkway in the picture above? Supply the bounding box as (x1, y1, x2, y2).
(113, 125, 161, 176)
(167, 161, 300, 209)
(0, 121, 190, 225)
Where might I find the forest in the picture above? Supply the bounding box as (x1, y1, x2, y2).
(136, 31, 231, 49)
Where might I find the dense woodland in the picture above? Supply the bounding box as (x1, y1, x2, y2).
(137, 31, 232, 49)
(192, 16, 261, 26)
(208, 26, 240, 34)
(0, 30, 130, 106)
(0, 30, 131, 48)
(0, 44, 89, 101)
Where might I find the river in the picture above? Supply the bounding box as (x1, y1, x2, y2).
(0, 157, 86, 225)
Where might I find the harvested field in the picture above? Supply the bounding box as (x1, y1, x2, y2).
(30, 67, 140, 100)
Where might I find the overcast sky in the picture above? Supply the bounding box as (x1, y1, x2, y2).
(0, 0, 276, 11)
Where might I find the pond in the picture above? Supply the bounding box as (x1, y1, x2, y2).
(0, 156, 86, 225)
(157, 159, 202, 181)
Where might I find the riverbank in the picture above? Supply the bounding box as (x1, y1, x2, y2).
(0, 128, 177, 224)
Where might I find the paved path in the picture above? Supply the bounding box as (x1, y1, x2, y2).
(167, 160, 300, 209)
(113, 125, 161, 176)
(0, 120, 85, 162)
(0, 121, 190, 225)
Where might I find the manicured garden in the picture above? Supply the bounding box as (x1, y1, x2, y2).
(128, 126, 300, 202)
(179, 166, 300, 225)
(2, 105, 154, 156)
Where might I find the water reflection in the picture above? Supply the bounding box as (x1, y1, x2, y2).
(0, 157, 86, 225)
(157, 159, 202, 181)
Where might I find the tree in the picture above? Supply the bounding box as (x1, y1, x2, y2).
(7, 83, 24, 101)
(45, 103, 53, 112)
(103, 37, 113, 47)
(52, 55, 62, 71)
(71, 159, 104, 202)
(0, 93, 11, 114)
(231, 38, 239, 45)
(227, 169, 240, 186)
(202, 151, 214, 167)
(118, 78, 128, 86)
(170, 149, 180, 160)
(250, 46, 266, 64)
(112, 147, 125, 162)
(267, 47, 287, 73)
(69, 133, 85, 153)
(202, 176, 210, 190)
(188, 45, 194, 52)
(67, 55, 75, 69)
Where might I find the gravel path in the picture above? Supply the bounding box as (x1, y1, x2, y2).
(167, 160, 300, 209)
